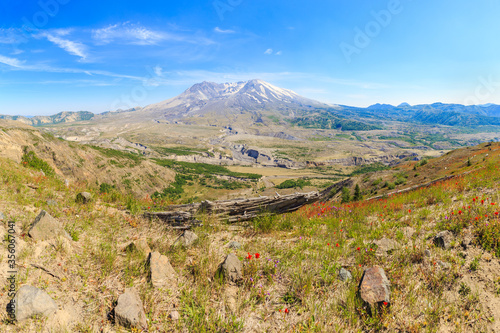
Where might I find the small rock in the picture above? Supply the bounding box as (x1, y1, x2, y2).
(338, 268, 352, 282)
(359, 266, 391, 306)
(169, 310, 180, 321)
(124, 239, 151, 257)
(216, 254, 242, 283)
(374, 238, 399, 254)
(433, 231, 453, 249)
(482, 253, 493, 262)
(46, 200, 57, 206)
(64, 179, 70, 187)
(173, 230, 198, 247)
(437, 261, 451, 269)
(28, 210, 71, 242)
(114, 288, 147, 330)
(424, 249, 431, 257)
(9, 285, 58, 321)
(228, 241, 242, 250)
(147, 251, 177, 288)
(0, 212, 4, 221)
(75, 192, 92, 204)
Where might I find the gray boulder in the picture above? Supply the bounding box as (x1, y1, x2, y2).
(114, 288, 147, 330)
(374, 238, 399, 255)
(338, 268, 352, 282)
(359, 266, 391, 306)
(10, 285, 57, 321)
(173, 230, 198, 247)
(75, 192, 92, 204)
(28, 210, 71, 242)
(228, 241, 242, 250)
(216, 254, 242, 283)
(0, 212, 4, 221)
(147, 251, 177, 288)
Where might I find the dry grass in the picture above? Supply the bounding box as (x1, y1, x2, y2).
(0, 140, 499, 332)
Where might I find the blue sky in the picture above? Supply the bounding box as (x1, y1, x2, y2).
(1, 0, 499, 115)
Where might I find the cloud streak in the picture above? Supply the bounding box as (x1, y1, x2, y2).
(91, 22, 214, 46)
(44, 34, 89, 60)
(0, 54, 24, 68)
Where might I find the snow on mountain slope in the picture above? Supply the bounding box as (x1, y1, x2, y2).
(140, 79, 327, 120)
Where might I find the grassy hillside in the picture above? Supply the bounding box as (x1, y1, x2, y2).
(0, 140, 499, 331)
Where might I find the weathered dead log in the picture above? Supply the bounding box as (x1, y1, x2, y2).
(145, 178, 352, 224)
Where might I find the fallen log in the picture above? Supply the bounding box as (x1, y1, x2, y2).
(145, 178, 353, 224)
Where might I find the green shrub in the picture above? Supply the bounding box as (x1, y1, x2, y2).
(21, 147, 55, 176)
(276, 179, 311, 189)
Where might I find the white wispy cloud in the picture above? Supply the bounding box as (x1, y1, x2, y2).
(0, 54, 24, 68)
(153, 65, 163, 77)
(214, 27, 235, 34)
(264, 48, 273, 55)
(92, 22, 214, 46)
(92, 23, 164, 45)
(276, 51, 282, 55)
(40, 32, 89, 61)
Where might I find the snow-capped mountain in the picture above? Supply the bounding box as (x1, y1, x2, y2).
(140, 79, 328, 120)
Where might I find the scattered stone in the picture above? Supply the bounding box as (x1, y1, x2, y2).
(482, 253, 493, 262)
(169, 310, 180, 321)
(437, 261, 451, 269)
(359, 266, 391, 306)
(425, 249, 431, 257)
(46, 200, 57, 206)
(114, 288, 147, 330)
(216, 254, 242, 283)
(0, 212, 4, 221)
(374, 238, 399, 254)
(9, 285, 57, 321)
(228, 241, 242, 250)
(64, 179, 70, 187)
(75, 192, 92, 204)
(173, 230, 198, 247)
(338, 268, 352, 282)
(433, 231, 453, 249)
(147, 251, 177, 288)
(28, 210, 71, 242)
(124, 239, 151, 257)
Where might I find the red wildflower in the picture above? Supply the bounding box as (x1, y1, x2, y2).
(336, 243, 339, 247)
(255, 253, 260, 259)
(458, 210, 462, 215)
(285, 308, 289, 314)
(357, 247, 360, 251)
(327, 243, 330, 246)
(409, 209, 411, 213)
(247, 253, 252, 260)
(383, 302, 388, 306)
